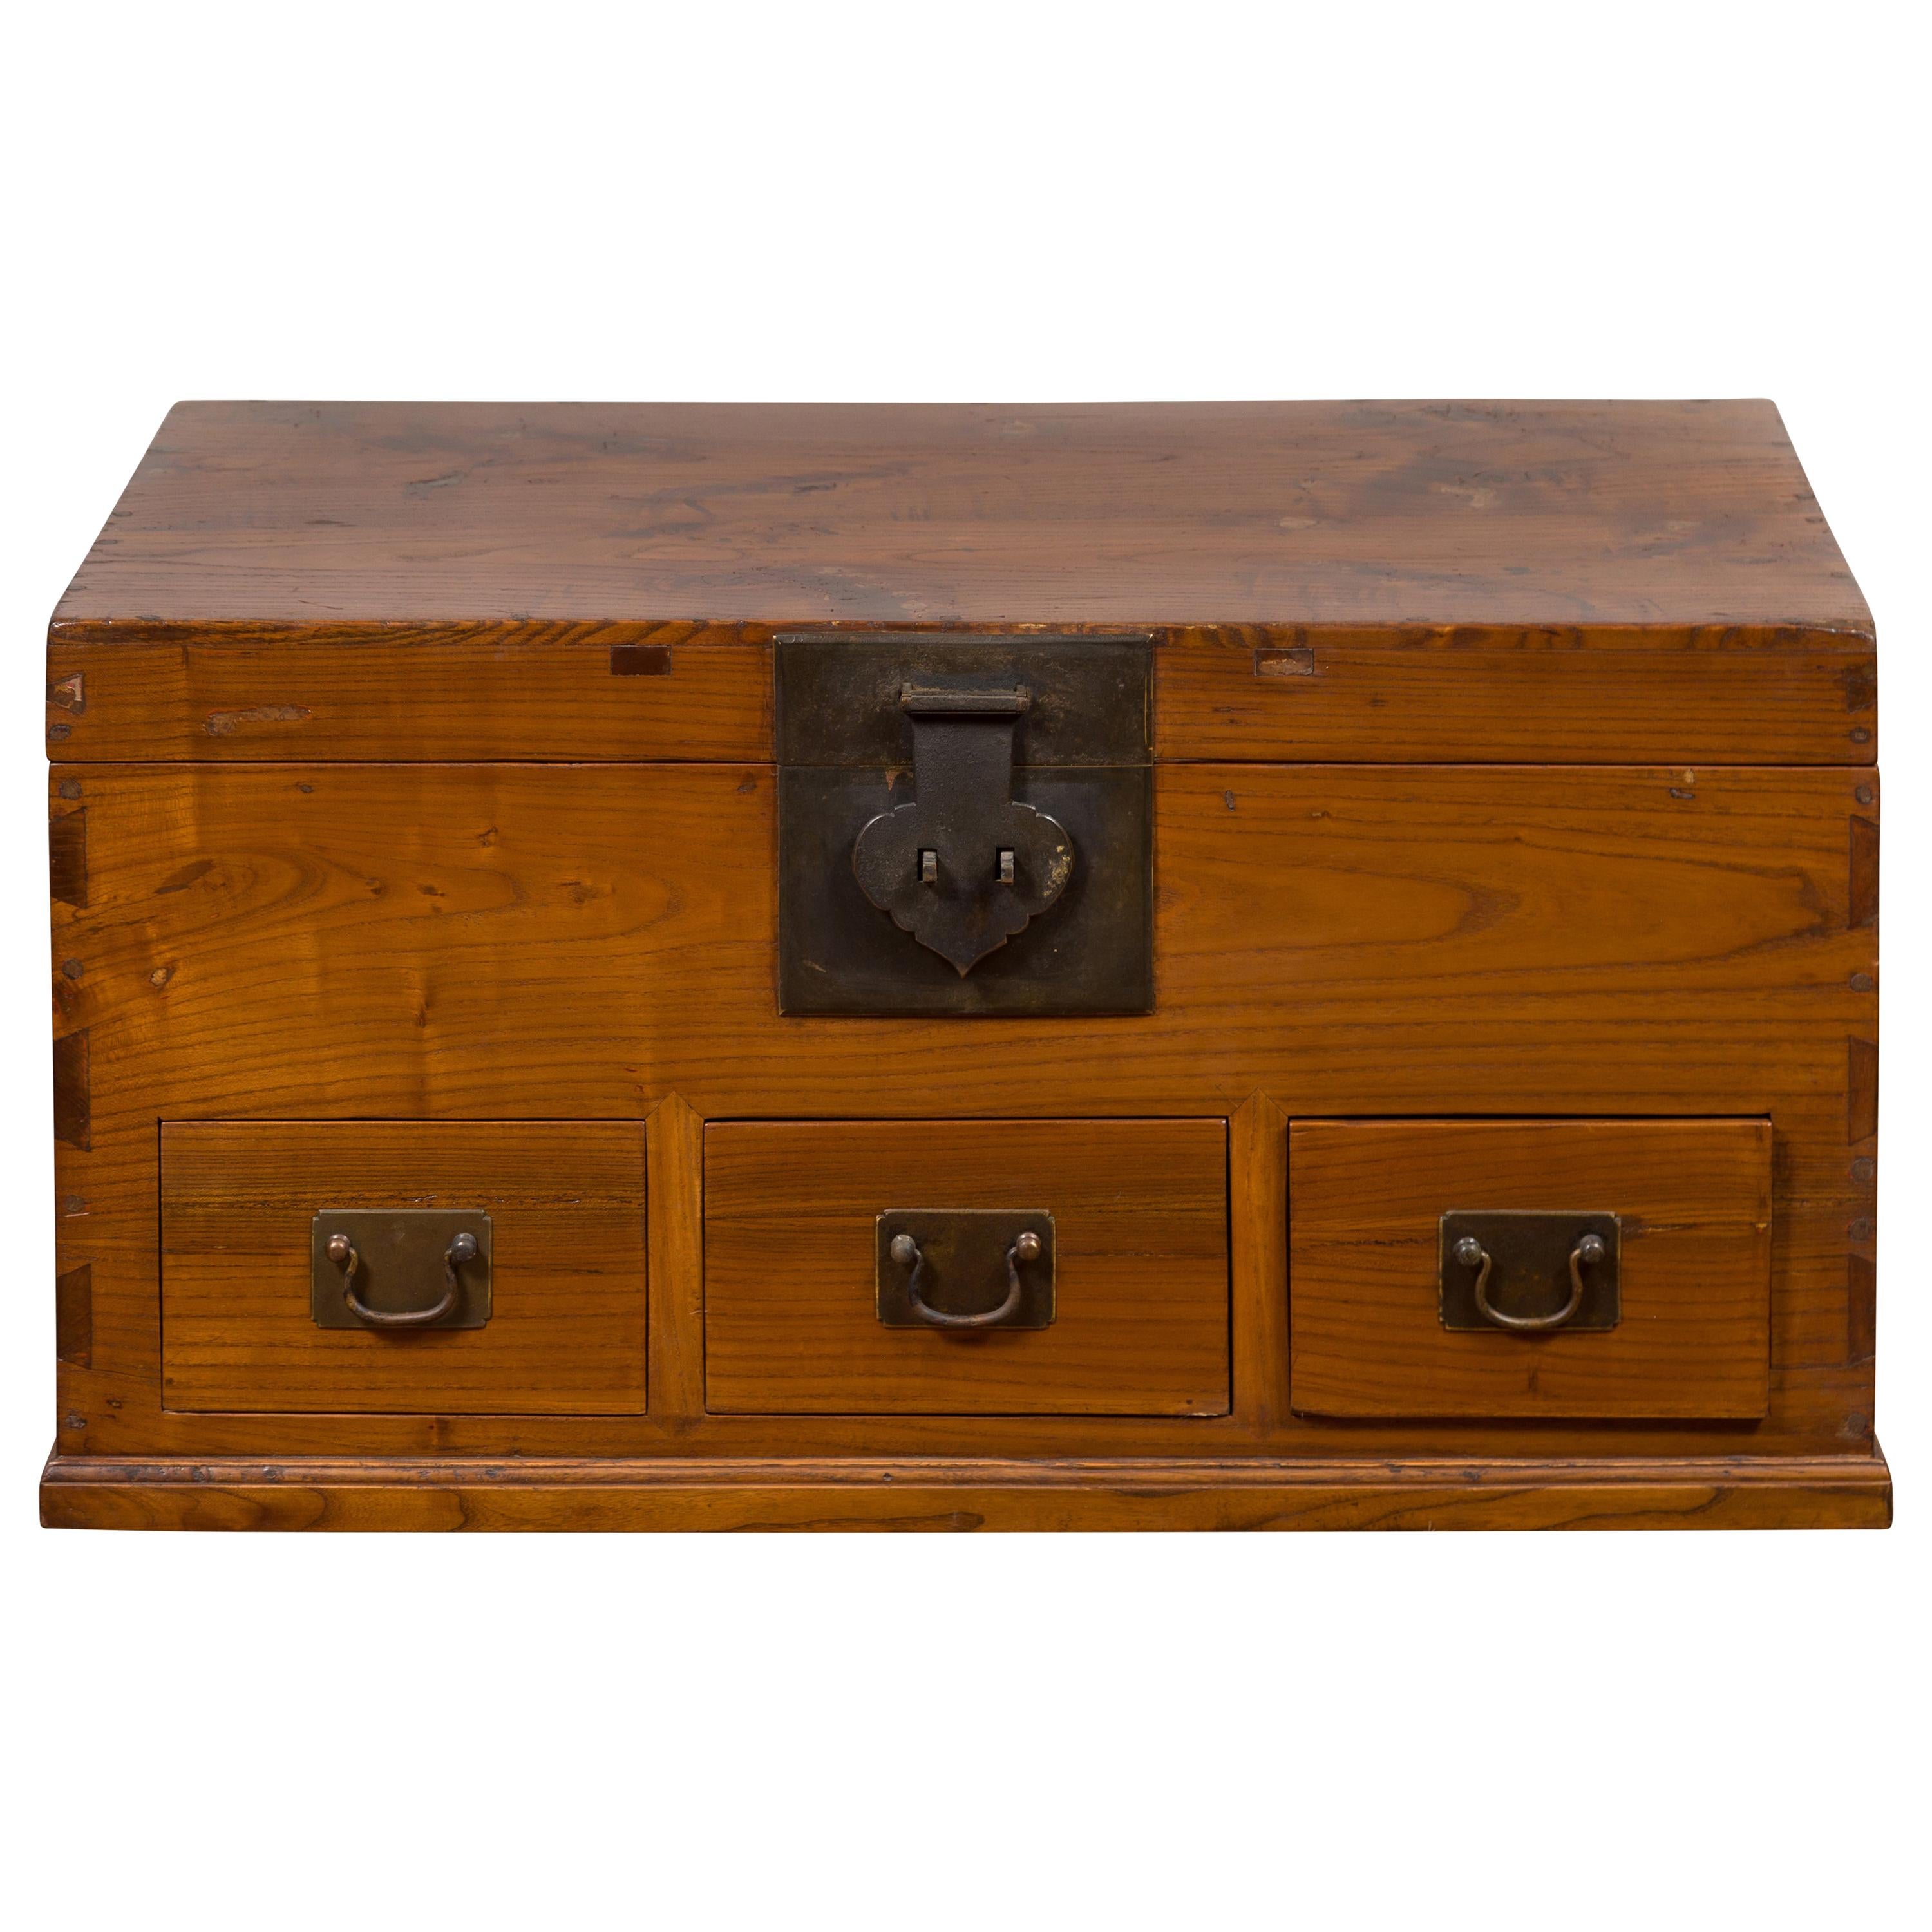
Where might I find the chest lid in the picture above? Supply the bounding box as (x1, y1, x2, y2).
(46, 399, 1873, 766)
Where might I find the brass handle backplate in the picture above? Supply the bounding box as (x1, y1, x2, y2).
(1439, 1211, 1621, 1333)
(876, 1210, 1056, 1331)
(310, 1210, 493, 1331)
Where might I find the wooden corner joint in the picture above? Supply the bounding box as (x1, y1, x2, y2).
(1849, 813, 1879, 928)
(1847, 1037, 1878, 1146)
(49, 807, 87, 909)
(53, 1028, 90, 1151)
(56, 1262, 92, 1368)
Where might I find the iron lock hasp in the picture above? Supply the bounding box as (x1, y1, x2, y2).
(775, 634, 1153, 1015)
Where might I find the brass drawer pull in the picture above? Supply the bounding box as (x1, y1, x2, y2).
(887, 1229, 1039, 1329)
(1438, 1211, 1620, 1333)
(310, 1209, 493, 1330)
(1454, 1230, 1605, 1332)
(327, 1227, 476, 1329)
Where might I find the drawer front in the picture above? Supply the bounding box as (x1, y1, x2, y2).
(704, 1119, 1229, 1414)
(161, 1122, 646, 1413)
(1289, 1119, 1771, 1419)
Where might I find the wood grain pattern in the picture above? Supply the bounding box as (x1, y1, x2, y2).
(47, 622, 776, 764)
(160, 1122, 646, 1412)
(39, 1452, 1893, 1532)
(645, 1095, 705, 1425)
(55, 401, 1868, 632)
(1231, 1094, 1290, 1430)
(55, 762, 1872, 1117)
(37, 401, 1882, 1528)
(44, 402, 1875, 768)
(43, 620, 1875, 768)
(703, 1120, 1229, 1415)
(1288, 1120, 1772, 1418)
(47, 759, 1873, 1461)
(1153, 625, 1875, 766)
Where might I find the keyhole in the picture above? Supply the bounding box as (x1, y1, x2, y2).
(996, 849, 1015, 884)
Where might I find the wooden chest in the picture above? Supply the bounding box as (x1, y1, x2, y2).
(40, 400, 1887, 1530)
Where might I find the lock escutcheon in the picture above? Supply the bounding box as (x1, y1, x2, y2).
(851, 684, 1075, 976)
(773, 634, 1153, 1017)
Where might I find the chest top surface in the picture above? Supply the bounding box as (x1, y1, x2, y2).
(53, 399, 1868, 638)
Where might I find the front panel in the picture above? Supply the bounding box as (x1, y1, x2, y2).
(704, 1118, 1229, 1415)
(48, 757, 1873, 1479)
(1287, 1119, 1774, 1419)
(160, 1121, 647, 1413)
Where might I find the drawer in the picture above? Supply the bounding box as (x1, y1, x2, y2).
(1289, 1119, 1772, 1419)
(161, 1122, 646, 1413)
(703, 1119, 1229, 1414)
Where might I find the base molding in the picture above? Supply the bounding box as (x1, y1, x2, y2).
(40, 1448, 1893, 1531)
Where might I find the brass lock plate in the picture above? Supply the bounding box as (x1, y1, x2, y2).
(1439, 1210, 1622, 1332)
(776, 634, 1153, 1016)
(876, 1209, 1057, 1330)
(310, 1209, 493, 1330)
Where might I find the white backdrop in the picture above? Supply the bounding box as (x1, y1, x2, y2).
(5, 5, 1924, 1926)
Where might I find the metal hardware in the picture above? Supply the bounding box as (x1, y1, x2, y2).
(776, 634, 1153, 1016)
(888, 1227, 1040, 1329)
(1439, 1211, 1621, 1333)
(852, 683, 1074, 975)
(310, 1209, 493, 1331)
(876, 1210, 1056, 1330)
(325, 1227, 475, 1329)
(1455, 1229, 1604, 1332)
